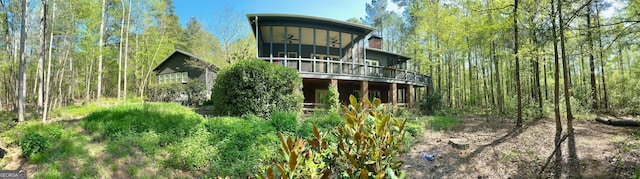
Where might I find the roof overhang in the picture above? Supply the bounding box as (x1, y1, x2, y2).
(152, 49, 219, 73)
(366, 47, 412, 60)
(246, 13, 375, 38)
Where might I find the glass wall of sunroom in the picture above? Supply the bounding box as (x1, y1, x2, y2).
(257, 25, 366, 75)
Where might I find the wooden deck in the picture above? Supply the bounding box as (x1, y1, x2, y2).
(261, 57, 431, 87)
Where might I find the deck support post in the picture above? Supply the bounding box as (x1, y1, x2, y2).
(408, 84, 414, 108)
(361, 80, 369, 107)
(391, 83, 397, 113)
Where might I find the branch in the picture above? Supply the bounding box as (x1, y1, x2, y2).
(538, 134, 569, 175)
(562, 0, 592, 28)
(569, 20, 640, 30)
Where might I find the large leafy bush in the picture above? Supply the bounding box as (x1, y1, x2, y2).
(326, 83, 340, 113)
(212, 59, 303, 118)
(260, 95, 408, 178)
(147, 83, 184, 102)
(147, 79, 208, 106)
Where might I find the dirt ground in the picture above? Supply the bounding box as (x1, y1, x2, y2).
(402, 115, 640, 179)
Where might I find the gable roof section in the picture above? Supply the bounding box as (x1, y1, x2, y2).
(152, 49, 219, 73)
(365, 47, 412, 60)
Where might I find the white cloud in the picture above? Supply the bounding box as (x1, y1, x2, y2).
(387, 2, 405, 14)
(602, 0, 624, 19)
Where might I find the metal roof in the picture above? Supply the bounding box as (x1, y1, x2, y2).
(152, 49, 219, 73)
(247, 13, 375, 34)
(365, 47, 413, 60)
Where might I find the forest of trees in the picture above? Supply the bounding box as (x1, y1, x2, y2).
(2, 0, 639, 125)
(359, 0, 638, 177)
(0, 0, 255, 121)
(359, 0, 639, 118)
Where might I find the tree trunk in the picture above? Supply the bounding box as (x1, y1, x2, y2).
(493, 42, 504, 114)
(17, 0, 29, 122)
(544, 57, 548, 100)
(437, 42, 441, 93)
(468, 48, 474, 106)
(595, 116, 640, 127)
(448, 53, 453, 107)
(37, 0, 46, 116)
(124, 0, 132, 100)
(117, 0, 125, 101)
(43, 2, 56, 121)
(514, 0, 522, 127)
(595, 1, 608, 109)
(586, 4, 599, 110)
(551, 0, 563, 177)
(97, 0, 106, 99)
(558, 0, 580, 177)
(534, 55, 543, 116)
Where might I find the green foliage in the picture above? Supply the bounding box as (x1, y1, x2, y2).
(334, 96, 407, 177)
(147, 79, 210, 106)
(260, 95, 408, 178)
(404, 120, 425, 138)
(425, 115, 461, 131)
(419, 91, 443, 115)
(81, 103, 202, 144)
(326, 83, 340, 113)
(185, 79, 208, 106)
(204, 117, 280, 177)
(211, 59, 303, 118)
(305, 111, 344, 130)
(147, 83, 185, 103)
(19, 132, 49, 158)
(270, 112, 298, 134)
(165, 128, 216, 170)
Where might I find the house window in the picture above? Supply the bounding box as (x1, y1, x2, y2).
(182, 72, 188, 83)
(158, 72, 189, 84)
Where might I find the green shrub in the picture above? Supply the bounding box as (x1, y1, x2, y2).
(305, 111, 343, 129)
(260, 96, 408, 178)
(420, 91, 443, 115)
(185, 80, 208, 106)
(270, 112, 298, 133)
(326, 83, 340, 113)
(426, 115, 461, 131)
(204, 117, 279, 177)
(211, 59, 303, 118)
(20, 132, 49, 158)
(80, 103, 203, 144)
(166, 128, 216, 170)
(147, 83, 185, 103)
(404, 120, 425, 138)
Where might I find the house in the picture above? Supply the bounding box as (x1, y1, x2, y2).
(152, 50, 219, 99)
(246, 14, 432, 110)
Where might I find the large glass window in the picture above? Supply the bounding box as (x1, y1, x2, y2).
(157, 72, 189, 84)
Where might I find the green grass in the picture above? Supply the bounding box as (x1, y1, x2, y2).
(50, 97, 143, 119)
(423, 115, 461, 131)
(2, 101, 421, 178)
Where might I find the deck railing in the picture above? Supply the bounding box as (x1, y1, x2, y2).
(260, 57, 431, 86)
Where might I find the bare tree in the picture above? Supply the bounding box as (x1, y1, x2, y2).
(514, 0, 522, 127)
(213, 6, 243, 64)
(117, 0, 125, 101)
(43, 1, 56, 122)
(38, 0, 47, 116)
(17, 0, 29, 122)
(97, 0, 106, 99)
(124, 0, 132, 100)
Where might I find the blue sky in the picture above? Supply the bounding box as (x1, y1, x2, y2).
(174, 0, 404, 36)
